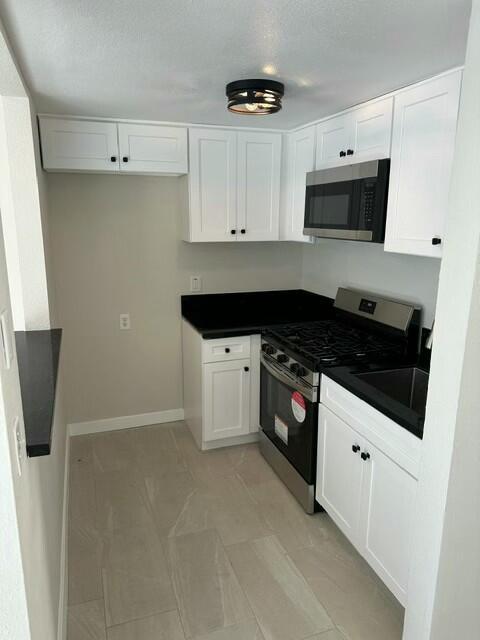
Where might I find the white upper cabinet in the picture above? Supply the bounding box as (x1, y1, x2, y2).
(39, 118, 119, 172)
(384, 71, 462, 258)
(315, 113, 351, 168)
(237, 131, 281, 241)
(187, 128, 237, 242)
(117, 123, 187, 174)
(315, 98, 392, 169)
(349, 98, 393, 163)
(39, 117, 188, 175)
(186, 128, 281, 242)
(280, 126, 316, 242)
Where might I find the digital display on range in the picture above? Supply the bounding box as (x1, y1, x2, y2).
(359, 298, 377, 315)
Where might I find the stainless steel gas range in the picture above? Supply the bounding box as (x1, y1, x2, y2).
(259, 287, 421, 513)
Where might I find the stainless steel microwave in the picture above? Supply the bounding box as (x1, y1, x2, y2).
(303, 159, 390, 243)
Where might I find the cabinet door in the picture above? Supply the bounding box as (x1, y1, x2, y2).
(39, 117, 119, 172)
(349, 97, 393, 162)
(315, 114, 351, 169)
(118, 123, 187, 174)
(359, 443, 417, 606)
(281, 127, 315, 242)
(203, 359, 250, 442)
(188, 128, 237, 242)
(237, 131, 281, 241)
(316, 405, 364, 545)
(384, 71, 462, 258)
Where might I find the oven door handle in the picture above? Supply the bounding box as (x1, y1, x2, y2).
(261, 355, 317, 402)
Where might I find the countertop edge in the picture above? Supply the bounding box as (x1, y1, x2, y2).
(15, 329, 63, 457)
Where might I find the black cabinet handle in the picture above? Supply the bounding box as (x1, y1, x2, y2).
(122, 156, 129, 163)
(244, 366, 249, 372)
(352, 444, 360, 453)
(225, 347, 230, 353)
(240, 229, 246, 234)
(346, 149, 354, 156)
(339, 150, 346, 158)
(361, 451, 371, 461)
(231, 229, 236, 235)
(110, 156, 117, 162)
(432, 237, 442, 246)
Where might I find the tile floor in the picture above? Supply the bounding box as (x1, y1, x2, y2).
(67, 421, 404, 640)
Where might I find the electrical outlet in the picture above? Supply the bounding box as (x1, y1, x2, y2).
(119, 313, 131, 330)
(190, 275, 202, 292)
(13, 417, 24, 477)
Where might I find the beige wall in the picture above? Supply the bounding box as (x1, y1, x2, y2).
(302, 241, 440, 326)
(46, 174, 303, 424)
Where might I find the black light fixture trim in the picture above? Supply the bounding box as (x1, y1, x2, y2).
(226, 79, 284, 115)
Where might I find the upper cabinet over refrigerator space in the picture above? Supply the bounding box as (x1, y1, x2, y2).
(384, 70, 462, 258)
(39, 117, 188, 175)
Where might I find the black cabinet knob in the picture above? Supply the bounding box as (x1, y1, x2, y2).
(352, 444, 360, 453)
(225, 347, 230, 353)
(240, 229, 246, 234)
(339, 150, 346, 158)
(432, 237, 442, 246)
(346, 149, 354, 156)
(244, 366, 249, 372)
(110, 156, 117, 162)
(231, 229, 236, 235)
(361, 451, 371, 461)
(122, 156, 129, 162)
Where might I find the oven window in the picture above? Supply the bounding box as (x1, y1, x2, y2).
(305, 180, 358, 230)
(260, 363, 317, 484)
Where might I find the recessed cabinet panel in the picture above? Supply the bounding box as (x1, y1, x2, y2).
(237, 131, 281, 241)
(384, 71, 462, 258)
(281, 127, 316, 242)
(317, 405, 364, 545)
(351, 98, 393, 162)
(315, 115, 351, 169)
(188, 128, 237, 242)
(359, 443, 417, 605)
(203, 358, 251, 441)
(118, 123, 187, 174)
(39, 118, 119, 172)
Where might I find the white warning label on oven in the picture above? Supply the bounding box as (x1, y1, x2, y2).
(274, 415, 289, 444)
(291, 391, 306, 423)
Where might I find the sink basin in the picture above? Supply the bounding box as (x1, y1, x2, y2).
(355, 367, 429, 417)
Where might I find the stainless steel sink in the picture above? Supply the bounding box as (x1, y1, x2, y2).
(355, 367, 429, 417)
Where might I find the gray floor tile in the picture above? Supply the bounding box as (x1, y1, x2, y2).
(226, 535, 333, 640)
(166, 528, 253, 637)
(68, 522, 103, 605)
(102, 525, 176, 627)
(132, 424, 187, 476)
(95, 469, 154, 531)
(92, 430, 136, 473)
(193, 619, 265, 640)
(106, 610, 185, 640)
(67, 599, 106, 640)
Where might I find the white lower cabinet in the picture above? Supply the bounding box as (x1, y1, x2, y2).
(317, 376, 422, 605)
(203, 358, 250, 441)
(182, 320, 260, 450)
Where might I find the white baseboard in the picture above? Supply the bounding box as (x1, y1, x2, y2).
(69, 408, 185, 437)
(57, 431, 70, 640)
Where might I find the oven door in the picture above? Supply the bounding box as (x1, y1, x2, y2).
(260, 356, 318, 484)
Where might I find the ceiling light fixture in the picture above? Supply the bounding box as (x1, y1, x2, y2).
(226, 79, 284, 115)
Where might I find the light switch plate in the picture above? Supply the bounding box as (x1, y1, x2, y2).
(13, 417, 24, 477)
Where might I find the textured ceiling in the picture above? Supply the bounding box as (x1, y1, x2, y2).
(0, 0, 471, 129)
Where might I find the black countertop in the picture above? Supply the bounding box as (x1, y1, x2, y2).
(15, 329, 62, 457)
(181, 289, 334, 338)
(323, 362, 427, 439)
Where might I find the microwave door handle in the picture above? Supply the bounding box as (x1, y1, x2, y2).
(261, 356, 316, 402)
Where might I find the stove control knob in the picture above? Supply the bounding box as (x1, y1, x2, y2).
(276, 354, 288, 363)
(262, 344, 276, 355)
(290, 363, 306, 377)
